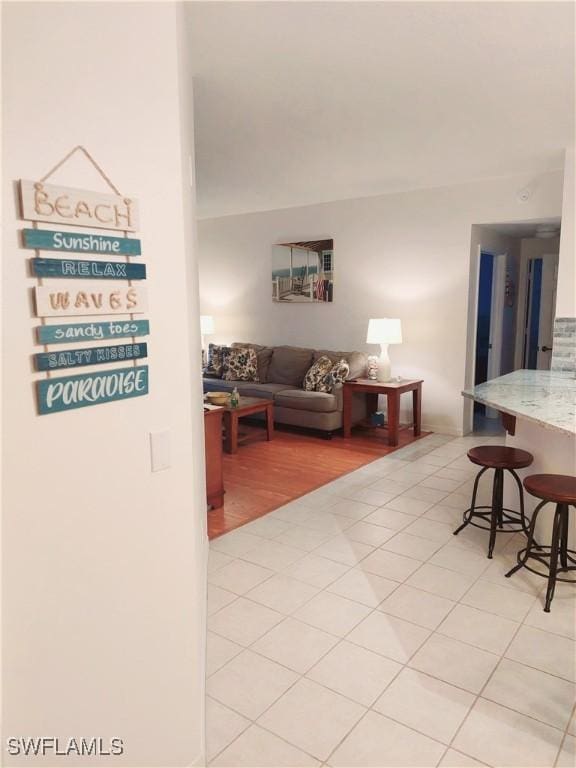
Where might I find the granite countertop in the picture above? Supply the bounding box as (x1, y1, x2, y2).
(462, 369, 576, 436)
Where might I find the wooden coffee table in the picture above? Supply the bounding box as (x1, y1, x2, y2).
(222, 396, 274, 454)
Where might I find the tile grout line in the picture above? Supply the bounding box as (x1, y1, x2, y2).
(553, 701, 576, 768)
(242, 504, 489, 759)
(209, 503, 448, 762)
(433, 554, 571, 767)
(207, 436, 574, 766)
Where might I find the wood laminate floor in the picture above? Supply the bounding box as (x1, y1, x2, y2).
(208, 423, 430, 538)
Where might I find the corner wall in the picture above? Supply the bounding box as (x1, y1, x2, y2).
(2, 3, 206, 766)
(199, 172, 562, 434)
(557, 147, 575, 317)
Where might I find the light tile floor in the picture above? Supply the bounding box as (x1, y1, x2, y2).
(207, 433, 576, 767)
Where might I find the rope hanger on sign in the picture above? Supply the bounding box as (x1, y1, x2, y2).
(39, 145, 123, 196)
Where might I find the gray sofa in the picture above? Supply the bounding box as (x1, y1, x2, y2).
(203, 343, 368, 433)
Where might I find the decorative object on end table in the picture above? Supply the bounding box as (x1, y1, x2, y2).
(367, 355, 379, 380)
(366, 318, 402, 382)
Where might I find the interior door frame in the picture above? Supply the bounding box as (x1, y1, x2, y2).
(487, 252, 506, 382)
(514, 250, 559, 370)
(536, 253, 558, 369)
(485, 252, 506, 418)
(468, 247, 506, 420)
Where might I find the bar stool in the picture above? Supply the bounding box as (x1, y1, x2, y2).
(453, 445, 533, 559)
(506, 474, 576, 612)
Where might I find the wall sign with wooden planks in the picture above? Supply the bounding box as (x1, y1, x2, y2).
(20, 180, 139, 232)
(32, 257, 146, 280)
(37, 365, 149, 414)
(22, 228, 141, 255)
(35, 343, 148, 371)
(37, 319, 150, 345)
(21, 155, 151, 415)
(35, 285, 147, 317)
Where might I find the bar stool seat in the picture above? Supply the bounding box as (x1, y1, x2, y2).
(467, 446, 534, 470)
(453, 445, 534, 559)
(523, 474, 576, 503)
(506, 474, 576, 612)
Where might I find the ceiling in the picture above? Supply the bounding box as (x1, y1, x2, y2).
(187, 2, 575, 219)
(484, 217, 562, 239)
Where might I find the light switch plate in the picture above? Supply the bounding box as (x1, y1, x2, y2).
(150, 430, 171, 472)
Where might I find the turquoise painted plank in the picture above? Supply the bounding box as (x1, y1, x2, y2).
(23, 228, 142, 256)
(32, 257, 146, 280)
(37, 320, 150, 345)
(37, 365, 149, 414)
(35, 342, 148, 371)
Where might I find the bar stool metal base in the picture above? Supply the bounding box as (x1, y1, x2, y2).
(506, 500, 576, 612)
(454, 466, 531, 559)
(456, 506, 529, 533)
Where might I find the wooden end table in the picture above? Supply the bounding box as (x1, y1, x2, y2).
(222, 396, 274, 454)
(204, 407, 225, 508)
(343, 378, 423, 446)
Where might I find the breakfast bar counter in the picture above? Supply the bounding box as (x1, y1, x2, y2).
(463, 370, 575, 540)
(462, 369, 576, 437)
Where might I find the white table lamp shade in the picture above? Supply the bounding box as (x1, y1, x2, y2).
(366, 318, 402, 382)
(200, 315, 215, 336)
(366, 318, 402, 345)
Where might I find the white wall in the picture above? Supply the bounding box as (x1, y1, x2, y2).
(199, 172, 562, 434)
(557, 147, 575, 317)
(2, 4, 206, 766)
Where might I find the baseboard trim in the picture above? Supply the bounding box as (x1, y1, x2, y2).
(421, 423, 464, 437)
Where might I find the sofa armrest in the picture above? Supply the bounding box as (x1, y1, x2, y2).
(333, 383, 343, 411)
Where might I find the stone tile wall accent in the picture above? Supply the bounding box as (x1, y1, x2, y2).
(551, 317, 576, 372)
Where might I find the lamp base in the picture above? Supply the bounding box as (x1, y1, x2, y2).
(376, 344, 392, 382)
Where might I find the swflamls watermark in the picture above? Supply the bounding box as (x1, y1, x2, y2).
(6, 737, 124, 757)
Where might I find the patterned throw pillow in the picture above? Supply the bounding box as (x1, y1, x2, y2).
(222, 347, 259, 382)
(317, 358, 350, 393)
(303, 356, 333, 391)
(204, 343, 229, 377)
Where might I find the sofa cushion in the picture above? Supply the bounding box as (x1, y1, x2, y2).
(222, 346, 259, 382)
(313, 349, 367, 379)
(231, 343, 274, 382)
(303, 356, 333, 391)
(255, 348, 274, 382)
(275, 389, 339, 413)
(267, 345, 315, 386)
(204, 379, 290, 400)
(231, 342, 266, 351)
(204, 343, 231, 377)
(317, 358, 350, 393)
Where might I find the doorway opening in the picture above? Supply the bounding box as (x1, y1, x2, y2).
(521, 252, 558, 370)
(474, 252, 494, 390)
(465, 219, 561, 436)
(473, 250, 506, 434)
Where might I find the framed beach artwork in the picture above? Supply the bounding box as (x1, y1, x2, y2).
(272, 239, 334, 303)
